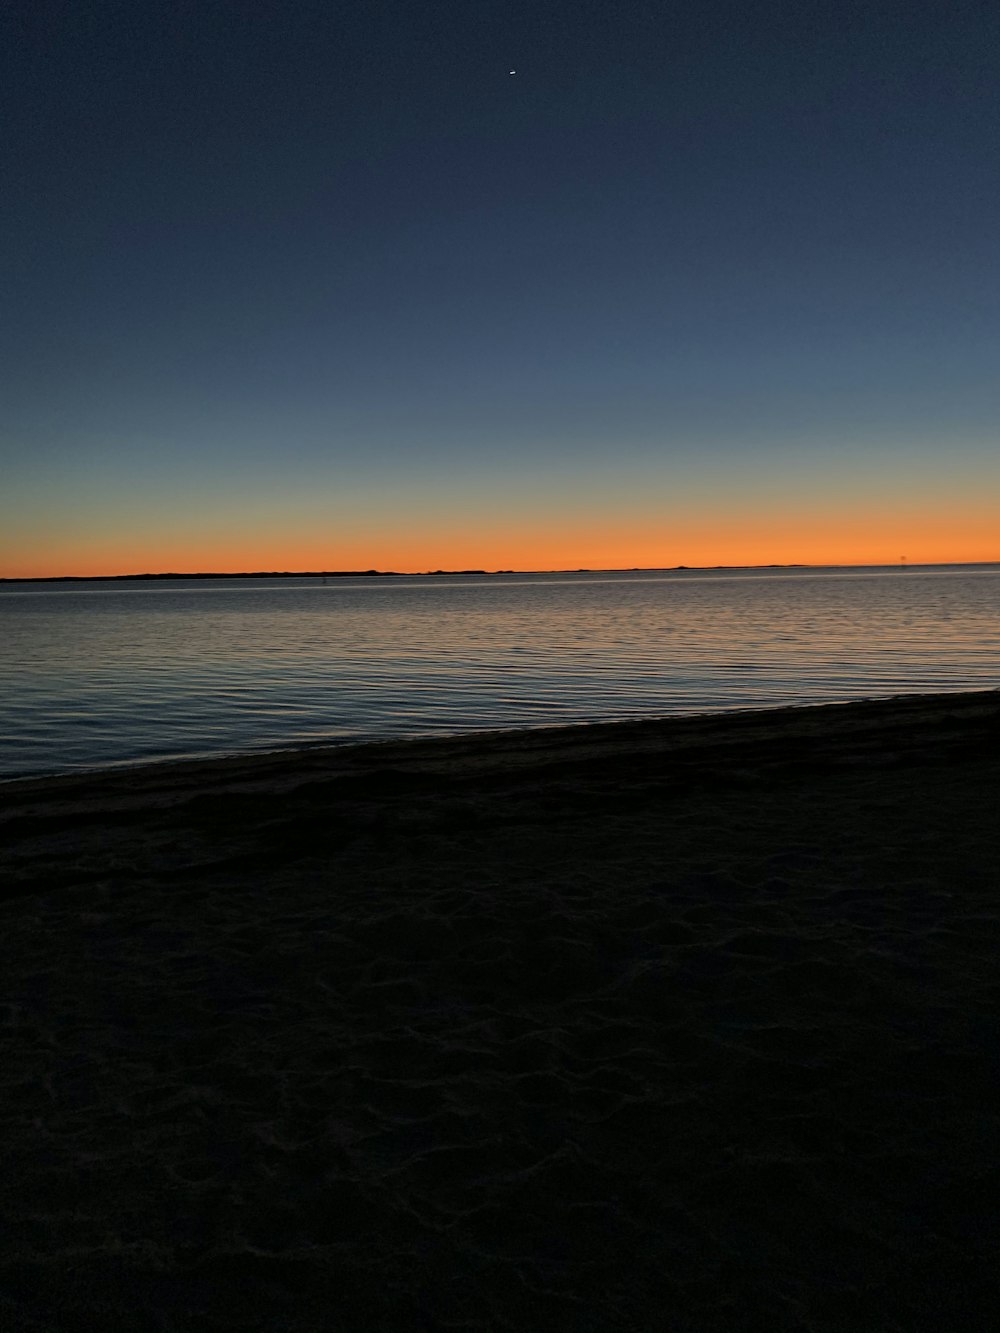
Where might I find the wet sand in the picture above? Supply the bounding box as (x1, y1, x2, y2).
(2, 691, 999, 1331)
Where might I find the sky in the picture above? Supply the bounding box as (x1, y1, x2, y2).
(2, 0, 998, 576)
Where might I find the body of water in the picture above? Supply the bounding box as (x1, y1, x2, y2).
(1, 565, 997, 779)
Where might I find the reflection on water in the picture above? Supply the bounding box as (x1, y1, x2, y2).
(1, 566, 997, 778)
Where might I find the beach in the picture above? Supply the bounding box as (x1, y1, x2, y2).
(2, 690, 999, 1330)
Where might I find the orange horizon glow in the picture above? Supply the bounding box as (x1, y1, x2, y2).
(3, 507, 998, 580)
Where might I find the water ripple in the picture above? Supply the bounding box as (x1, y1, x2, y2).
(1, 567, 998, 778)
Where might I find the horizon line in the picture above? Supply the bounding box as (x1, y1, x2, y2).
(4, 559, 999, 583)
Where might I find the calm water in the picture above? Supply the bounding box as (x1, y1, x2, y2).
(1, 566, 997, 779)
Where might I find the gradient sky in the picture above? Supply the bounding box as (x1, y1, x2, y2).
(2, 0, 998, 576)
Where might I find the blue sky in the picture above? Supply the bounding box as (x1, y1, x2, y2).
(2, 0, 998, 573)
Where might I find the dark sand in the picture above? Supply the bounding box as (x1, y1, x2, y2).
(2, 692, 999, 1331)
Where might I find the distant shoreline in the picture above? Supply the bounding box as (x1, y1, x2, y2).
(4, 565, 795, 583)
(3, 560, 998, 583)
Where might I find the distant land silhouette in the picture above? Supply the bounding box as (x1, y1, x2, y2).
(0, 564, 832, 583)
(5, 562, 999, 584)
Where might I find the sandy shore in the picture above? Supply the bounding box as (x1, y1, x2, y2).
(2, 691, 999, 1331)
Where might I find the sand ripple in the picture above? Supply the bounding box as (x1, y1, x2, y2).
(2, 694, 999, 1329)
